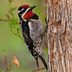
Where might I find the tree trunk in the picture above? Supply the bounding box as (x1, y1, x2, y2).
(47, 0, 72, 72)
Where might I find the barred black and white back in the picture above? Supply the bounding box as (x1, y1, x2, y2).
(29, 19, 43, 55)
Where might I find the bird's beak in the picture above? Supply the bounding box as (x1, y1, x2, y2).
(30, 6, 36, 10)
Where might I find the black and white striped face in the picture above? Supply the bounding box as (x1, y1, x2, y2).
(18, 5, 30, 21)
(18, 7, 31, 21)
(18, 5, 36, 21)
(18, 7, 26, 14)
(18, 5, 36, 15)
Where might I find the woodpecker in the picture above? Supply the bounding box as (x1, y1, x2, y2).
(18, 4, 48, 70)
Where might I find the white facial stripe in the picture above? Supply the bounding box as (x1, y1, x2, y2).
(18, 8, 24, 13)
(22, 7, 30, 19)
(21, 8, 24, 11)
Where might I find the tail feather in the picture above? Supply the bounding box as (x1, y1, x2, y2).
(38, 55, 48, 70)
(35, 57, 39, 68)
(28, 44, 48, 70)
(34, 51, 48, 70)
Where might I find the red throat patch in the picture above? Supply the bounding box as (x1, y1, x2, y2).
(23, 11, 34, 20)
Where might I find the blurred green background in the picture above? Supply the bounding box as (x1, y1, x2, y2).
(0, 0, 47, 72)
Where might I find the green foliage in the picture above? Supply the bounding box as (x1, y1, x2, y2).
(7, 0, 23, 41)
(8, 17, 23, 40)
(9, 17, 18, 27)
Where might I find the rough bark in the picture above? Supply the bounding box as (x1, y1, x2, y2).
(47, 0, 72, 72)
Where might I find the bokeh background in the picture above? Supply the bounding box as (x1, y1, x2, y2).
(0, 0, 47, 72)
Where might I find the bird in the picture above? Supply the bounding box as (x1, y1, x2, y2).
(18, 4, 48, 70)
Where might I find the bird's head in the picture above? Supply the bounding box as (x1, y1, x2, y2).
(18, 4, 36, 21)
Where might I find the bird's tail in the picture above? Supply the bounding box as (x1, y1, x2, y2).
(29, 45, 48, 70)
(38, 54, 48, 70)
(34, 50, 48, 70)
(35, 57, 39, 68)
